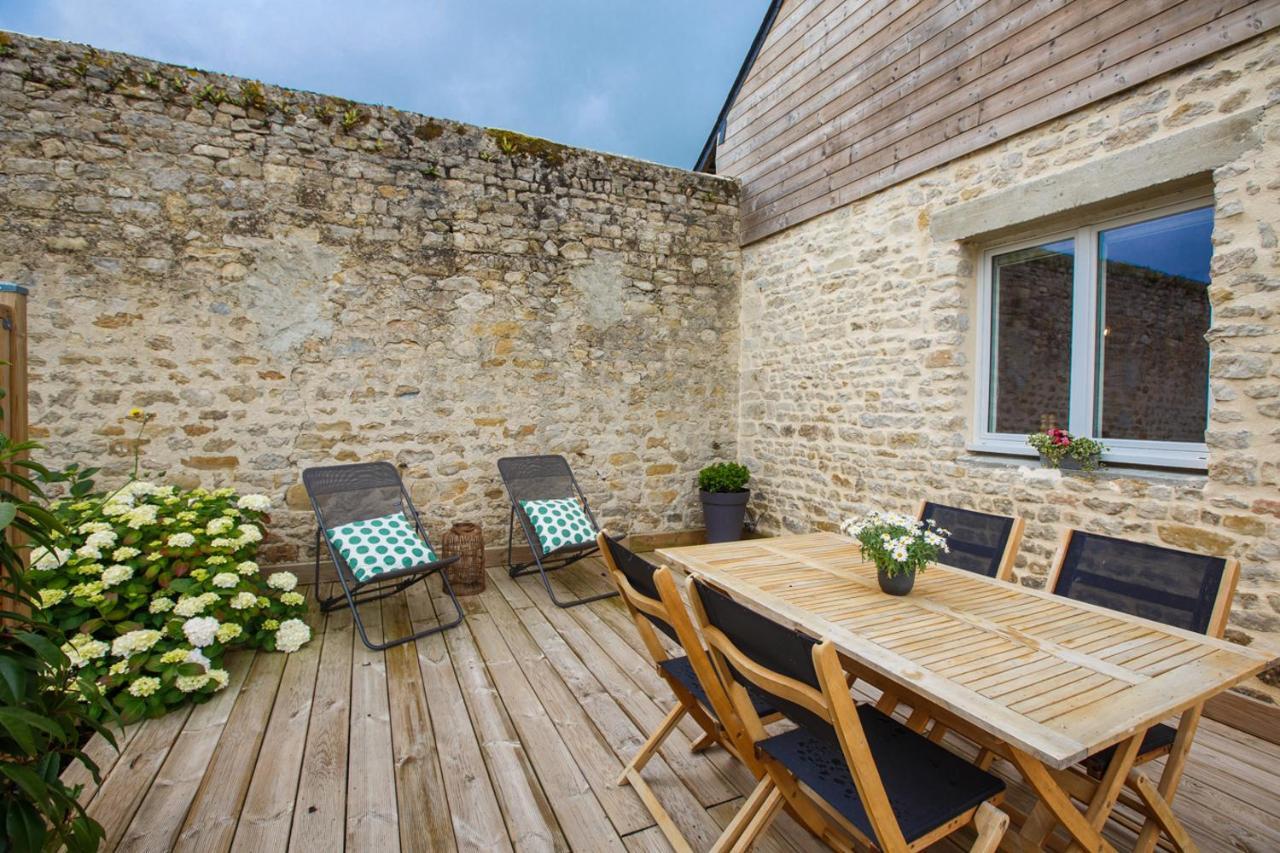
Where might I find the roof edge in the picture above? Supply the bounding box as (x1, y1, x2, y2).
(693, 0, 785, 173)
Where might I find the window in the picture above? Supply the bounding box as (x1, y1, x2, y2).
(975, 201, 1214, 469)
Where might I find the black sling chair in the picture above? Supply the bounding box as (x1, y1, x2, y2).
(303, 462, 464, 650)
(496, 455, 617, 608)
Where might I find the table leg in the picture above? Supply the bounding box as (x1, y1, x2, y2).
(1009, 746, 1127, 853)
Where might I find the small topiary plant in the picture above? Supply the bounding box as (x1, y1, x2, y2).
(698, 462, 750, 494)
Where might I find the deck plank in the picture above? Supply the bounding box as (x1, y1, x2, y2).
(289, 585, 354, 853)
(344, 587, 400, 850)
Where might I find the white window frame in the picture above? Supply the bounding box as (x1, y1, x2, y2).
(971, 197, 1213, 470)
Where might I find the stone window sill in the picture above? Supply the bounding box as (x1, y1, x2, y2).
(961, 450, 1209, 485)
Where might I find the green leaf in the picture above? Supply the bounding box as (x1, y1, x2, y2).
(0, 502, 16, 530)
(4, 797, 48, 853)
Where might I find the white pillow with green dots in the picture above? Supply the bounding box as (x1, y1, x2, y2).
(519, 497, 597, 554)
(325, 511, 439, 582)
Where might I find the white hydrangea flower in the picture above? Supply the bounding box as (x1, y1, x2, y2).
(69, 581, 105, 601)
(230, 591, 258, 610)
(159, 648, 191, 664)
(167, 532, 196, 548)
(75, 544, 103, 561)
(101, 499, 131, 517)
(62, 635, 109, 667)
(207, 668, 230, 690)
(279, 591, 305, 607)
(38, 588, 68, 608)
(185, 648, 211, 670)
(211, 571, 240, 589)
(182, 616, 220, 648)
(236, 524, 263, 543)
(173, 596, 207, 618)
(176, 674, 210, 693)
(236, 494, 272, 512)
(236, 560, 258, 576)
(85, 530, 118, 549)
(124, 505, 159, 529)
(108, 660, 129, 676)
(206, 517, 234, 536)
(149, 596, 175, 614)
(121, 481, 159, 497)
(129, 676, 160, 697)
(112, 546, 141, 561)
(210, 538, 235, 549)
(275, 618, 311, 653)
(267, 571, 297, 592)
(215, 623, 242, 643)
(77, 521, 113, 535)
(101, 564, 134, 588)
(112, 629, 162, 659)
(29, 546, 71, 571)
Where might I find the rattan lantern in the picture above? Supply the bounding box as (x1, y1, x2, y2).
(441, 521, 485, 595)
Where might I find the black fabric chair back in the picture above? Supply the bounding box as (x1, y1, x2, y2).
(922, 502, 1014, 578)
(498, 455, 597, 557)
(604, 537, 678, 644)
(302, 462, 412, 530)
(1053, 532, 1227, 634)
(692, 579, 825, 730)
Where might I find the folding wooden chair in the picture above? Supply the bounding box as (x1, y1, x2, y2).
(1040, 528, 1240, 853)
(688, 576, 1009, 853)
(303, 462, 464, 650)
(497, 455, 617, 607)
(917, 500, 1024, 581)
(598, 533, 777, 852)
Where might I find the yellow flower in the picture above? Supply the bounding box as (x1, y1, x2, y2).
(128, 407, 145, 419)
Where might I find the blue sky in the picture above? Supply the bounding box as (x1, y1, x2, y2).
(0, 0, 769, 168)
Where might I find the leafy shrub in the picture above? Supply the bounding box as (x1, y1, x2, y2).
(29, 476, 311, 722)
(698, 462, 750, 493)
(1, 435, 118, 853)
(1027, 428, 1106, 471)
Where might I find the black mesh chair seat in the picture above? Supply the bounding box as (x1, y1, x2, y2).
(659, 656, 775, 720)
(1081, 724, 1176, 776)
(921, 502, 1019, 579)
(759, 707, 1005, 845)
(497, 454, 618, 607)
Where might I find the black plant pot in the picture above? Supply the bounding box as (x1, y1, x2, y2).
(700, 489, 750, 543)
(876, 564, 916, 596)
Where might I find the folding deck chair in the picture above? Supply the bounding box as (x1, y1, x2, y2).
(497, 454, 617, 607)
(1039, 529, 1240, 853)
(687, 576, 1009, 853)
(917, 500, 1025, 581)
(598, 533, 777, 851)
(303, 462, 464, 650)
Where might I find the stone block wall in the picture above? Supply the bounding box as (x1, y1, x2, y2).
(0, 32, 742, 562)
(738, 32, 1280, 700)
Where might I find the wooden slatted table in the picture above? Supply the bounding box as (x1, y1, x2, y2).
(657, 533, 1278, 853)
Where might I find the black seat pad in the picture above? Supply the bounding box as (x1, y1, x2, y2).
(1082, 723, 1177, 775)
(659, 656, 775, 719)
(759, 705, 1004, 844)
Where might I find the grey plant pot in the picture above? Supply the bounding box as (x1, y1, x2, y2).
(876, 564, 916, 596)
(1038, 453, 1096, 471)
(700, 489, 750, 543)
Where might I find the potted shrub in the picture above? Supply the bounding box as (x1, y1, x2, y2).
(840, 509, 949, 596)
(698, 462, 750, 544)
(1027, 428, 1105, 472)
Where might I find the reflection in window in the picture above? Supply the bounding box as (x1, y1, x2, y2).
(1096, 207, 1212, 442)
(990, 240, 1074, 434)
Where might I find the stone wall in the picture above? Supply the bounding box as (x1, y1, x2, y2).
(0, 32, 742, 562)
(738, 31, 1280, 700)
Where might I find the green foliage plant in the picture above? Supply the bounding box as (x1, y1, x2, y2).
(1027, 428, 1106, 471)
(840, 510, 949, 578)
(697, 462, 750, 493)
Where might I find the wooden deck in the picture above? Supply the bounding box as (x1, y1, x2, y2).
(67, 557, 1280, 852)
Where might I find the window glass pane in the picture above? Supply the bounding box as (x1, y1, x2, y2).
(1095, 207, 1212, 443)
(989, 239, 1074, 434)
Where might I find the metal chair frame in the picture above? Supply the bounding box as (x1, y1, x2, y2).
(497, 454, 618, 608)
(303, 462, 464, 650)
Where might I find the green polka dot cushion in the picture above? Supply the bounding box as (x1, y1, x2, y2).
(325, 512, 439, 582)
(519, 497, 597, 554)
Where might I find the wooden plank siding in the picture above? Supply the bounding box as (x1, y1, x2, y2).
(713, 0, 1280, 243)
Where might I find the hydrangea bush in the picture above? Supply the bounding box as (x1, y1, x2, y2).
(29, 480, 312, 722)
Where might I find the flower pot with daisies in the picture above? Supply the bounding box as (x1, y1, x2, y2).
(840, 509, 950, 596)
(1027, 428, 1105, 472)
(698, 462, 751, 544)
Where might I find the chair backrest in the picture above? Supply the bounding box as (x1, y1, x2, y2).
(919, 500, 1024, 581)
(498, 455, 597, 556)
(687, 576, 911, 850)
(599, 534, 679, 647)
(1046, 530, 1239, 637)
(302, 462, 416, 530)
